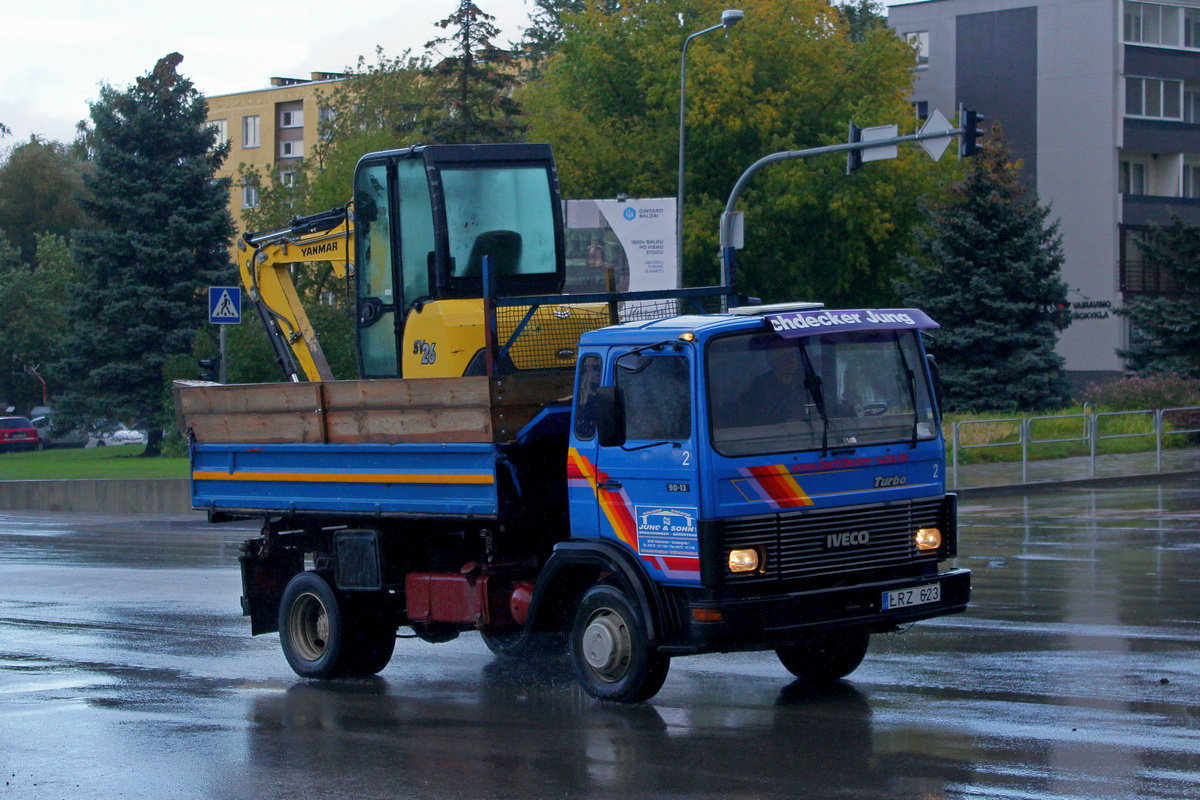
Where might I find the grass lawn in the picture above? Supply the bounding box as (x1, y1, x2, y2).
(0, 446, 190, 480)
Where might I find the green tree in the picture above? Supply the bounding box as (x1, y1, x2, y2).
(896, 127, 1071, 412)
(520, 0, 952, 306)
(0, 136, 90, 264)
(309, 47, 434, 212)
(55, 53, 235, 454)
(831, 0, 887, 43)
(1115, 217, 1200, 377)
(425, 1, 523, 144)
(0, 233, 80, 413)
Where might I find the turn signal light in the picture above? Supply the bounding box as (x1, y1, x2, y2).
(728, 548, 760, 573)
(915, 527, 942, 551)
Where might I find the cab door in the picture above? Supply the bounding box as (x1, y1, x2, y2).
(595, 350, 702, 585)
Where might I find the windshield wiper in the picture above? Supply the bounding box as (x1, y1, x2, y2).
(893, 332, 920, 449)
(798, 343, 830, 456)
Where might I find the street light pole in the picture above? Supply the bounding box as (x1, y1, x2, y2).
(677, 8, 743, 274)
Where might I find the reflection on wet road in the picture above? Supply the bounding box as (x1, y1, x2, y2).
(0, 479, 1198, 799)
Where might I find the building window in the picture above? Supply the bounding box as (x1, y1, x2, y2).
(1126, 76, 1183, 119)
(242, 115, 260, 148)
(242, 182, 260, 209)
(913, 100, 929, 122)
(279, 140, 304, 158)
(281, 170, 298, 188)
(1184, 162, 1200, 198)
(280, 108, 304, 128)
(905, 31, 929, 68)
(208, 119, 228, 150)
(1123, 2, 1200, 48)
(1120, 224, 1185, 294)
(1120, 160, 1147, 195)
(1125, 2, 1178, 45)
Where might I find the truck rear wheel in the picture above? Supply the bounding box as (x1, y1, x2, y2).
(278, 571, 395, 679)
(775, 629, 870, 684)
(569, 585, 669, 703)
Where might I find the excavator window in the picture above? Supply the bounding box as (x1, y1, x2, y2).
(354, 163, 399, 377)
(441, 165, 558, 296)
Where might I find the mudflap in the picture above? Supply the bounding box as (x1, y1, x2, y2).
(239, 537, 304, 635)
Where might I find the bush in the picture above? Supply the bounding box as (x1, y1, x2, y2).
(1081, 373, 1200, 411)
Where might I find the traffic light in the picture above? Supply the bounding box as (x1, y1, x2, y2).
(959, 106, 985, 158)
(199, 355, 221, 382)
(846, 121, 863, 174)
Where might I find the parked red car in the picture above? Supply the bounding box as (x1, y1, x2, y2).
(0, 416, 40, 452)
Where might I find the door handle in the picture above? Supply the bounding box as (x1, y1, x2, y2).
(597, 480, 622, 491)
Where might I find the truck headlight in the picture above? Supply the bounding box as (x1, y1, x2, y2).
(728, 548, 760, 573)
(915, 527, 942, 551)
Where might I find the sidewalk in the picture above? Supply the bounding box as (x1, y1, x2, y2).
(952, 446, 1200, 494)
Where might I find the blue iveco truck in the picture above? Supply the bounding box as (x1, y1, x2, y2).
(176, 143, 969, 702)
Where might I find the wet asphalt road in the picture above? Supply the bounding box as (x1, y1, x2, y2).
(1, 479, 1198, 800)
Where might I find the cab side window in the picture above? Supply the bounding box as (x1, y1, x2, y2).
(574, 354, 602, 440)
(616, 355, 691, 441)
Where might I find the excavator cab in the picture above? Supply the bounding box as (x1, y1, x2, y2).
(352, 144, 567, 378)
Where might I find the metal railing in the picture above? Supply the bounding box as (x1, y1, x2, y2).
(951, 405, 1200, 488)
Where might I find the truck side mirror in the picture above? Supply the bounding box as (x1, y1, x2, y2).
(596, 385, 626, 448)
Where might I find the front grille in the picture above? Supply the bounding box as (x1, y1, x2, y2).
(720, 497, 946, 585)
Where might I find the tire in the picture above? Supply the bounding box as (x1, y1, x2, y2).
(776, 629, 870, 684)
(278, 572, 395, 679)
(569, 584, 669, 703)
(340, 594, 397, 676)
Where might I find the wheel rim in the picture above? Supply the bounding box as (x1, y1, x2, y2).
(581, 608, 631, 683)
(287, 591, 331, 662)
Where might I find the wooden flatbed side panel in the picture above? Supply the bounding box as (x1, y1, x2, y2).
(175, 382, 324, 444)
(176, 377, 502, 445)
(322, 377, 493, 444)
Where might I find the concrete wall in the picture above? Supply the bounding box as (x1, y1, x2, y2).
(0, 479, 194, 514)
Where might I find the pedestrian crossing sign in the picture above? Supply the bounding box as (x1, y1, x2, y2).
(209, 286, 241, 325)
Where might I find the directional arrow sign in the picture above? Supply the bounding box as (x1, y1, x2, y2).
(918, 108, 955, 162)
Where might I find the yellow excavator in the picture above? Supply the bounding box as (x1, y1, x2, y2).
(238, 143, 613, 382)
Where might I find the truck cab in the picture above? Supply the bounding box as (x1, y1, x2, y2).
(560, 303, 968, 669)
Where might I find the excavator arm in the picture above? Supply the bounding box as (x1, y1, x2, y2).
(237, 205, 354, 382)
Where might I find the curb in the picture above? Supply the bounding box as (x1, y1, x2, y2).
(955, 468, 1200, 497)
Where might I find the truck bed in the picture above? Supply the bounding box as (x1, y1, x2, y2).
(175, 372, 574, 518)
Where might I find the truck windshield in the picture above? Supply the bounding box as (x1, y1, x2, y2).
(707, 330, 938, 457)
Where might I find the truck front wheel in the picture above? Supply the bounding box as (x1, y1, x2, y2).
(278, 571, 395, 679)
(775, 629, 870, 684)
(569, 585, 669, 703)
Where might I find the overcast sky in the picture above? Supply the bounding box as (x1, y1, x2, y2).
(1, 1, 907, 148)
(0, 0, 534, 146)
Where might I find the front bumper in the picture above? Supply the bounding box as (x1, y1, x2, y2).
(662, 568, 971, 655)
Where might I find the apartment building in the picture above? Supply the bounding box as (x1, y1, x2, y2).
(206, 73, 345, 233)
(889, 0, 1200, 386)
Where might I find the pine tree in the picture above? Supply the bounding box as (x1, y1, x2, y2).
(55, 53, 234, 454)
(425, 2, 523, 144)
(1115, 217, 1200, 377)
(897, 126, 1071, 412)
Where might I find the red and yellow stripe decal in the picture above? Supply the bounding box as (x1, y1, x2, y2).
(192, 470, 493, 485)
(736, 464, 813, 509)
(568, 448, 638, 550)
